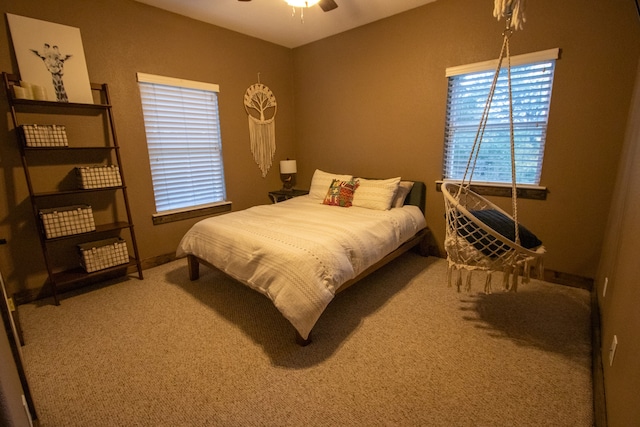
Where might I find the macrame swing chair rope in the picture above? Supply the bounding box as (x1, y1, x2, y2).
(442, 0, 544, 294)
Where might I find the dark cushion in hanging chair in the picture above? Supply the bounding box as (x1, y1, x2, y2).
(470, 209, 542, 255)
(454, 209, 542, 257)
(473, 209, 541, 246)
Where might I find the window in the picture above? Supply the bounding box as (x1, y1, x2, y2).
(137, 73, 227, 220)
(443, 48, 559, 187)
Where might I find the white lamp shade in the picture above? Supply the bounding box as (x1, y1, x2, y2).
(280, 160, 297, 174)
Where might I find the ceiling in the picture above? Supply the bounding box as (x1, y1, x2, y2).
(134, 0, 437, 48)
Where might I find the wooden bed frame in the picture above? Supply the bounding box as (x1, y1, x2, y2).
(186, 181, 429, 345)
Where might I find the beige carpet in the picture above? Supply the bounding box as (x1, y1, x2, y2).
(18, 253, 593, 426)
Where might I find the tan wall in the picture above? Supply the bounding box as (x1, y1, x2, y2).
(596, 59, 640, 426)
(292, 0, 640, 277)
(0, 0, 295, 298)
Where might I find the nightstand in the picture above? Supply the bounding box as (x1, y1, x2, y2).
(268, 189, 309, 203)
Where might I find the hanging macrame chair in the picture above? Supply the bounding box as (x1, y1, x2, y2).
(442, 0, 545, 293)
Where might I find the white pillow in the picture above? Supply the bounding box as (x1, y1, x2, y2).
(352, 177, 401, 210)
(309, 169, 353, 200)
(392, 181, 415, 208)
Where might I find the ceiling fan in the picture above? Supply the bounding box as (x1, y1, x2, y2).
(237, 0, 338, 12)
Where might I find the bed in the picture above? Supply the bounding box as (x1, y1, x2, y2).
(176, 171, 429, 344)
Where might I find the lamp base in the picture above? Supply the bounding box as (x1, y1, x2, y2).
(280, 173, 296, 191)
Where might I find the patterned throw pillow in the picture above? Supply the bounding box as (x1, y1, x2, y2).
(322, 179, 359, 207)
(309, 169, 353, 200)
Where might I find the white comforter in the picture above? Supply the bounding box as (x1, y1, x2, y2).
(176, 196, 426, 339)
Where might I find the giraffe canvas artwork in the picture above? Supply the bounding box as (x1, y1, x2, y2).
(7, 14, 93, 104)
(30, 44, 73, 102)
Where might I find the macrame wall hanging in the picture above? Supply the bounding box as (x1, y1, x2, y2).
(244, 76, 277, 177)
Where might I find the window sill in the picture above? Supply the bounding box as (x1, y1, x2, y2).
(152, 201, 232, 225)
(435, 181, 548, 200)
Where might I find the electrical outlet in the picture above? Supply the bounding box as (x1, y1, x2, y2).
(609, 335, 618, 366)
(603, 277, 609, 298)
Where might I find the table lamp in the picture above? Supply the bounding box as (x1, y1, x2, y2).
(279, 159, 297, 191)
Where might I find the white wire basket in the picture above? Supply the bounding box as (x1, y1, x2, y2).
(20, 124, 68, 147)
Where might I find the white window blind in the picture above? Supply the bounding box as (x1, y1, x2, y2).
(137, 73, 226, 213)
(443, 50, 557, 186)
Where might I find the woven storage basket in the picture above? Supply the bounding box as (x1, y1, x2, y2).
(76, 165, 122, 189)
(78, 237, 129, 273)
(39, 205, 96, 239)
(20, 124, 68, 147)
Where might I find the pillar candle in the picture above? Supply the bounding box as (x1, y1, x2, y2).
(19, 81, 34, 99)
(12, 85, 28, 99)
(31, 85, 48, 101)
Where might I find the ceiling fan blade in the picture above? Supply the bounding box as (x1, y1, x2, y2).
(319, 0, 338, 12)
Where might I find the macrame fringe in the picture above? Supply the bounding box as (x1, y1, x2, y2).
(448, 255, 542, 294)
(248, 116, 275, 177)
(523, 260, 531, 284)
(493, 0, 526, 30)
(484, 271, 493, 294)
(465, 270, 473, 292)
(502, 266, 511, 291)
(511, 264, 520, 292)
(537, 255, 545, 281)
